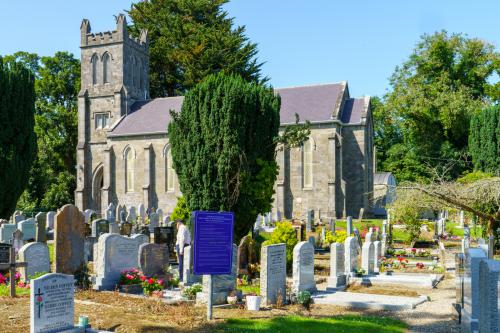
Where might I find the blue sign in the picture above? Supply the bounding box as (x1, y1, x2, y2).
(193, 211, 234, 275)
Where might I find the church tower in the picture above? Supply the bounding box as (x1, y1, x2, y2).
(75, 14, 149, 212)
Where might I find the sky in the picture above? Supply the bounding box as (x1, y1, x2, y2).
(0, 0, 498, 97)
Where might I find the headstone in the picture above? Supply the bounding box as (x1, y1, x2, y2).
(83, 209, 93, 224)
(109, 222, 120, 234)
(91, 219, 110, 238)
(382, 220, 387, 234)
(131, 233, 149, 245)
(105, 203, 116, 223)
(14, 213, 25, 226)
(84, 236, 96, 262)
(120, 222, 132, 236)
(12, 229, 24, 253)
(46, 212, 55, 230)
(200, 244, 237, 305)
(127, 206, 137, 223)
(353, 228, 362, 248)
(94, 234, 141, 290)
(149, 212, 159, 233)
(0, 224, 17, 244)
(344, 236, 358, 275)
(328, 242, 346, 288)
(361, 241, 375, 274)
(138, 203, 146, 222)
(35, 213, 47, 243)
(306, 210, 313, 232)
(292, 241, 316, 293)
(156, 208, 164, 223)
(18, 218, 36, 241)
(478, 259, 500, 333)
(308, 236, 315, 247)
(237, 235, 251, 275)
(358, 207, 365, 222)
(117, 205, 126, 223)
(329, 218, 335, 233)
(54, 204, 85, 274)
(0, 243, 12, 263)
(183, 245, 201, 285)
(30, 273, 75, 333)
(462, 238, 470, 254)
(459, 210, 465, 227)
(346, 216, 353, 235)
(18, 242, 50, 281)
(321, 227, 326, 244)
(462, 248, 487, 332)
(138, 243, 169, 277)
(373, 240, 382, 273)
(261, 243, 286, 305)
(365, 228, 373, 243)
(381, 233, 388, 256)
(488, 235, 495, 259)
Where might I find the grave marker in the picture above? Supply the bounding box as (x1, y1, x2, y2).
(54, 204, 85, 274)
(18, 218, 36, 241)
(0, 247, 27, 297)
(91, 219, 110, 238)
(361, 241, 375, 274)
(292, 241, 316, 293)
(344, 236, 358, 275)
(346, 216, 353, 235)
(18, 242, 50, 281)
(46, 212, 55, 230)
(261, 243, 286, 305)
(328, 242, 346, 288)
(139, 243, 169, 277)
(35, 213, 47, 243)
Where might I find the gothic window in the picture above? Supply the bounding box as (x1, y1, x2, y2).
(165, 146, 174, 192)
(91, 54, 98, 85)
(125, 147, 135, 192)
(95, 113, 110, 129)
(131, 57, 137, 87)
(303, 138, 313, 188)
(102, 52, 111, 84)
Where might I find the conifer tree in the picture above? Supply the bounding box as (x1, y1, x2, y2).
(0, 57, 37, 218)
(469, 105, 500, 175)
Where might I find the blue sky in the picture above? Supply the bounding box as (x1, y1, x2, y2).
(0, 0, 498, 97)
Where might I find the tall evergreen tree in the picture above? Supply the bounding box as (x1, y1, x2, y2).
(168, 73, 280, 239)
(128, 0, 265, 98)
(469, 105, 500, 175)
(0, 57, 37, 219)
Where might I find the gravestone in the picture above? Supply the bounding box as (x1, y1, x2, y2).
(109, 222, 120, 234)
(14, 213, 25, 226)
(131, 233, 149, 245)
(0, 243, 12, 264)
(183, 245, 201, 285)
(94, 234, 141, 290)
(127, 206, 137, 223)
(261, 243, 286, 305)
(54, 204, 85, 274)
(237, 235, 252, 275)
(328, 242, 346, 288)
(329, 218, 335, 233)
(18, 242, 50, 281)
(308, 236, 316, 247)
(156, 208, 164, 223)
(353, 228, 362, 248)
(382, 220, 387, 234)
(344, 236, 358, 275)
(84, 236, 96, 262)
(30, 273, 75, 333)
(346, 216, 353, 235)
(200, 244, 237, 305)
(117, 205, 126, 223)
(46, 211, 55, 230)
(138, 243, 169, 277)
(478, 259, 500, 333)
(292, 241, 316, 293)
(365, 228, 373, 243)
(459, 210, 465, 227)
(18, 218, 36, 241)
(149, 212, 159, 233)
(12, 229, 24, 253)
(488, 235, 495, 259)
(91, 219, 110, 238)
(373, 240, 382, 273)
(105, 203, 116, 223)
(306, 210, 313, 232)
(138, 203, 146, 222)
(361, 241, 375, 274)
(35, 213, 47, 243)
(381, 233, 388, 256)
(462, 248, 487, 332)
(0, 224, 17, 244)
(358, 207, 365, 222)
(83, 209, 93, 224)
(120, 222, 132, 236)
(321, 227, 326, 245)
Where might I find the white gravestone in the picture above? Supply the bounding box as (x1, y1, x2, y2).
(0, 224, 17, 243)
(94, 234, 141, 290)
(14, 213, 26, 226)
(346, 216, 353, 235)
(46, 212, 55, 230)
(328, 242, 346, 288)
(373, 240, 382, 273)
(149, 213, 159, 233)
(292, 241, 316, 293)
(344, 236, 358, 275)
(156, 208, 164, 223)
(19, 242, 50, 282)
(361, 241, 375, 274)
(106, 203, 116, 223)
(478, 259, 500, 333)
(131, 233, 149, 245)
(83, 209, 93, 224)
(261, 243, 286, 305)
(183, 245, 201, 285)
(18, 218, 36, 241)
(462, 248, 487, 332)
(138, 203, 146, 222)
(127, 206, 137, 223)
(30, 273, 75, 333)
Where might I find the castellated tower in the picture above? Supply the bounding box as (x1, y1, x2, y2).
(75, 14, 149, 212)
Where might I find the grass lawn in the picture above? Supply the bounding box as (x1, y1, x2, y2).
(237, 283, 260, 295)
(214, 315, 407, 333)
(48, 243, 54, 263)
(0, 284, 30, 297)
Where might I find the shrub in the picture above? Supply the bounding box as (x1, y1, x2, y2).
(142, 277, 165, 295)
(324, 230, 347, 245)
(182, 283, 202, 300)
(170, 196, 191, 227)
(119, 268, 142, 285)
(296, 290, 313, 310)
(263, 221, 298, 268)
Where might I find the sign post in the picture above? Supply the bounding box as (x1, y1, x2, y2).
(193, 211, 234, 321)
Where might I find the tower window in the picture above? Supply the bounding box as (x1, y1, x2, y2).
(303, 138, 313, 188)
(95, 113, 110, 129)
(125, 147, 135, 192)
(91, 54, 98, 85)
(165, 147, 174, 192)
(103, 53, 112, 84)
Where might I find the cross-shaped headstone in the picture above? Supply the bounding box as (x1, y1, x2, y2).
(0, 247, 27, 297)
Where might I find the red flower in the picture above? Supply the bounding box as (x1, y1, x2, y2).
(411, 248, 417, 253)
(37, 296, 43, 302)
(148, 278, 155, 284)
(157, 279, 164, 286)
(140, 276, 147, 282)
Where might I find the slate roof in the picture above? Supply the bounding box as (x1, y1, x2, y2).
(109, 83, 368, 137)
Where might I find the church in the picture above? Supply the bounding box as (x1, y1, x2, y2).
(75, 15, 375, 221)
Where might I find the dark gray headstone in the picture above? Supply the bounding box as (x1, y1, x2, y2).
(138, 243, 169, 276)
(35, 212, 47, 243)
(91, 219, 110, 238)
(0, 243, 12, 263)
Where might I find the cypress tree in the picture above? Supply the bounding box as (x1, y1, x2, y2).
(0, 57, 37, 219)
(469, 105, 500, 175)
(168, 73, 280, 239)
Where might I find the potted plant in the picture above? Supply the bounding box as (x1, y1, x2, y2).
(141, 276, 165, 296)
(246, 293, 261, 311)
(118, 268, 143, 294)
(182, 283, 202, 300)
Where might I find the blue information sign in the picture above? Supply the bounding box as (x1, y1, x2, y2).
(193, 211, 234, 275)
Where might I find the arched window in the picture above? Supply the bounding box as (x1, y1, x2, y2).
(125, 147, 135, 192)
(91, 54, 98, 85)
(102, 52, 111, 84)
(303, 138, 313, 188)
(131, 57, 137, 87)
(165, 147, 174, 192)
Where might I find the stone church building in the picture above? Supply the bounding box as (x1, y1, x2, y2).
(76, 15, 374, 220)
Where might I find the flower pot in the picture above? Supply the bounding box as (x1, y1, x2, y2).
(246, 295, 261, 311)
(227, 295, 238, 305)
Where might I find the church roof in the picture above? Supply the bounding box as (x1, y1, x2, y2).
(109, 83, 368, 137)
